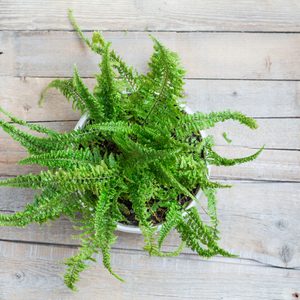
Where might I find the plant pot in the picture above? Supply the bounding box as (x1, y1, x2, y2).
(74, 107, 208, 234)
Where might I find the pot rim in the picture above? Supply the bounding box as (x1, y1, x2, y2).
(74, 106, 209, 234)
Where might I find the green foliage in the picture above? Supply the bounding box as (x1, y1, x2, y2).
(0, 11, 262, 291)
(64, 230, 99, 291)
(94, 184, 124, 281)
(40, 78, 86, 112)
(222, 132, 232, 144)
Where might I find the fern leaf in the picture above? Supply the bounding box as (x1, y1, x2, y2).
(94, 43, 121, 120)
(68, 9, 138, 91)
(19, 148, 96, 169)
(0, 119, 63, 154)
(39, 78, 86, 112)
(158, 202, 182, 249)
(177, 111, 258, 138)
(0, 188, 74, 227)
(207, 146, 264, 166)
(141, 36, 185, 124)
(202, 187, 219, 236)
(177, 207, 234, 258)
(128, 173, 158, 255)
(73, 67, 104, 122)
(64, 236, 99, 291)
(94, 188, 124, 281)
(0, 164, 112, 193)
(0, 106, 57, 136)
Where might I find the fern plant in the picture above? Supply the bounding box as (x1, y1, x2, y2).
(0, 10, 263, 291)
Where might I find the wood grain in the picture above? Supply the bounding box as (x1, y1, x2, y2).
(1, 145, 299, 182)
(0, 240, 299, 300)
(1, 181, 299, 269)
(2, 77, 300, 121)
(1, 0, 300, 32)
(1, 1, 299, 297)
(208, 118, 300, 150)
(0, 120, 299, 180)
(0, 118, 298, 150)
(2, 31, 300, 79)
(212, 146, 300, 182)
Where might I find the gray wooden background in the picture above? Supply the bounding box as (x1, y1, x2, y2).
(0, 1, 300, 299)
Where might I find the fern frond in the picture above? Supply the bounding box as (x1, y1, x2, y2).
(202, 187, 219, 235)
(64, 235, 99, 291)
(177, 111, 258, 138)
(0, 164, 112, 193)
(68, 9, 92, 47)
(0, 106, 57, 136)
(68, 9, 138, 91)
(177, 207, 234, 258)
(158, 202, 182, 249)
(141, 36, 185, 124)
(87, 121, 132, 134)
(19, 148, 96, 169)
(128, 173, 159, 255)
(156, 164, 198, 204)
(73, 67, 104, 122)
(39, 78, 86, 112)
(207, 146, 264, 166)
(94, 187, 124, 281)
(0, 119, 63, 154)
(94, 43, 120, 120)
(38, 121, 132, 148)
(0, 188, 74, 227)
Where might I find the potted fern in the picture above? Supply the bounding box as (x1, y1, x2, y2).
(0, 11, 263, 290)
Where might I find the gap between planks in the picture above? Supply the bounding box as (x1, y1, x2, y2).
(2, 31, 300, 79)
(0, 239, 299, 300)
(1, 0, 300, 32)
(1, 180, 299, 269)
(0, 238, 298, 272)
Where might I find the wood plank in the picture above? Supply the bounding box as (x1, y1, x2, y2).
(212, 146, 300, 182)
(0, 121, 75, 175)
(0, 240, 299, 300)
(2, 77, 300, 121)
(1, 0, 300, 32)
(1, 145, 299, 182)
(2, 31, 300, 79)
(1, 182, 299, 269)
(208, 118, 300, 150)
(0, 120, 299, 181)
(1, 118, 299, 154)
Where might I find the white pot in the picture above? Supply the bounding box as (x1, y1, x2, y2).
(74, 107, 208, 234)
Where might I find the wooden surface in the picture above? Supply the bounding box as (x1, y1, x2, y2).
(0, 1, 299, 299)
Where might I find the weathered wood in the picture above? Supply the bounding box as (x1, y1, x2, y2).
(0, 121, 74, 176)
(2, 31, 300, 79)
(1, 1, 300, 32)
(1, 182, 299, 269)
(1, 1, 299, 298)
(1, 118, 298, 152)
(208, 118, 300, 150)
(2, 118, 300, 152)
(0, 240, 299, 300)
(2, 77, 300, 121)
(1, 145, 299, 182)
(212, 146, 300, 182)
(1, 119, 299, 180)
(0, 118, 298, 150)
